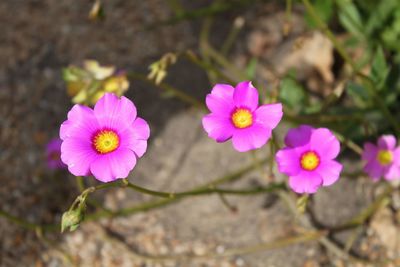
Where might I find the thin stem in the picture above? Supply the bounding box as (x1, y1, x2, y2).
(69, 180, 121, 211)
(2, 157, 275, 232)
(203, 42, 248, 82)
(220, 17, 244, 56)
(123, 179, 174, 198)
(278, 191, 365, 262)
(87, 157, 280, 220)
(283, 0, 292, 35)
(184, 51, 235, 84)
(217, 193, 238, 212)
(0, 209, 58, 231)
(332, 184, 393, 231)
(334, 131, 363, 155)
(87, 183, 285, 221)
(75, 176, 85, 192)
(104, 229, 325, 263)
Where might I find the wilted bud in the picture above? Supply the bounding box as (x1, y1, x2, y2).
(83, 60, 115, 80)
(147, 53, 177, 85)
(296, 194, 309, 214)
(62, 60, 129, 105)
(61, 207, 85, 233)
(89, 0, 105, 21)
(91, 73, 130, 104)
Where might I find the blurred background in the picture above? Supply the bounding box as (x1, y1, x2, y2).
(1, 0, 400, 266)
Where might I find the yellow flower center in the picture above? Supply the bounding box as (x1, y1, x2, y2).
(92, 130, 119, 154)
(231, 108, 253, 129)
(377, 150, 393, 165)
(300, 151, 320, 171)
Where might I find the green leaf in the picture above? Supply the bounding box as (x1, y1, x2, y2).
(305, 0, 334, 28)
(279, 76, 305, 111)
(337, 0, 364, 40)
(365, 0, 398, 36)
(346, 82, 371, 107)
(370, 46, 389, 89)
(245, 57, 258, 80)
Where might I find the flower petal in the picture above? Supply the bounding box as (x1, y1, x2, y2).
(284, 125, 314, 148)
(61, 137, 98, 176)
(310, 128, 340, 159)
(275, 148, 301, 176)
(206, 84, 235, 116)
(90, 148, 137, 182)
(231, 123, 271, 152)
(131, 117, 150, 140)
(210, 84, 235, 99)
(130, 140, 148, 158)
(60, 105, 99, 140)
(94, 93, 137, 130)
(255, 103, 283, 130)
(205, 94, 235, 117)
(378, 135, 397, 150)
(288, 171, 323, 194)
(202, 114, 234, 143)
(317, 160, 342, 186)
(120, 124, 149, 158)
(364, 160, 384, 180)
(233, 81, 259, 111)
(362, 143, 378, 161)
(393, 147, 400, 166)
(384, 164, 400, 180)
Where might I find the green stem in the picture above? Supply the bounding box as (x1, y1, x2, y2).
(123, 179, 174, 198)
(0, 209, 58, 231)
(75, 176, 85, 192)
(220, 17, 244, 56)
(332, 184, 393, 231)
(184, 51, 235, 84)
(105, 229, 325, 262)
(2, 157, 275, 232)
(217, 193, 238, 212)
(87, 157, 279, 220)
(87, 183, 285, 221)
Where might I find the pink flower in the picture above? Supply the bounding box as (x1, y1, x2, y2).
(46, 138, 67, 170)
(60, 93, 150, 182)
(275, 125, 342, 194)
(362, 135, 400, 181)
(202, 81, 283, 152)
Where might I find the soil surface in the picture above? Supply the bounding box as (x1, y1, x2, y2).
(0, 1, 391, 267)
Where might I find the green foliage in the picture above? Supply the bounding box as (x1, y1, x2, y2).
(337, 0, 364, 40)
(347, 0, 400, 59)
(245, 57, 258, 80)
(279, 74, 306, 112)
(304, 0, 334, 28)
(370, 46, 389, 90)
(346, 82, 371, 108)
